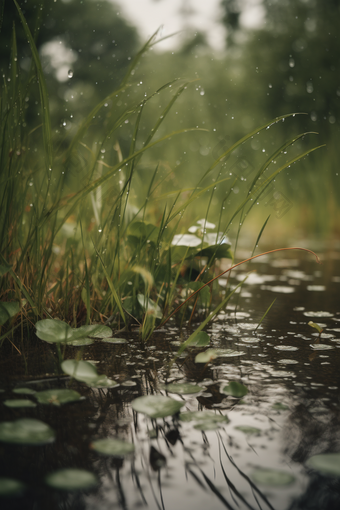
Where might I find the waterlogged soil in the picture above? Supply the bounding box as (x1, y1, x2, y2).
(1, 246, 340, 510)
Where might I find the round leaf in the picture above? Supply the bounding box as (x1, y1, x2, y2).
(12, 387, 36, 395)
(250, 468, 295, 486)
(0, 477, 26, 497)
(61, 359, 98, 382)
(91, 438, 135, 456)
(221, 381, 248, 398)
(35, 389, 83, 406)
(131, 395, 184, 419)
(306, 453, 340, 477)
(0, 418, 55, 445)
(35, 319, 73, 344)
(163, 383, 203, 395)
(45, 469, 97, 491)
(187, 331, 210, 347)
(3, 399, 37, 408)
(101, 337, 127, 344)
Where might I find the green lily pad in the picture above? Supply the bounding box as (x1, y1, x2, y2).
(12, 387, 36, 395)
(250, 467, 295, 486)
(306, 453, 340, 477)
(91, 438, 135, 456)
(0, 418, 55, 445)
(3, 399, 37, 408)
(187, 331, 210, 347)
(101, 337, 127, 344)
(71, 325, 112, 344)
(0, 301, 20, 325)
(35, 319, 73, 343)
(179, 411, 229, 428)
(35, 389, 83, 406)
(66, 338, 94, 346)
(221, 381, 248, 398)
(163, 383, 203, 395)
(61, 360, 118, 388)
(235, 425, 261, 435)
(45, 469, 97, 491)
(131, 395, 184, 419)
(195, 348, 245, 363)
(0, 477, 26, 497)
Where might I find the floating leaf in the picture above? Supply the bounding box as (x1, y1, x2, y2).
(0, 477, 26, 497)
(45, 469, 97, 491)
(61, 360, 118, 388)
(310, 344, 334, 350)
(3, 399, 37, 408)
(271, 403, 289, 411)
(221, 381, 248, 398)
(195, 348, 245, 363)
(12, 387, 36, 395)
(137, 294, 162, 319)
(131, 395, 184, 419)
(250, 467, 295, 486)
(163, 383, 203, 395)
(306, 453, 340, 477)
(35, 319, 73, 343)
(71, 324, 112, 341)
(0, 418, 55, 445)
(101, 337, 127, 344)
(235, 426, 261, 435)
(35, 389, 83, 406)
(187, 331, 210, 347)
(180, 410, 229, 430)
(91, 438, 135, 456)
(0, 301, 20, 325)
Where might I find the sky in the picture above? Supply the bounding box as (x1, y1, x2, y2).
(111, 0, 264, 52)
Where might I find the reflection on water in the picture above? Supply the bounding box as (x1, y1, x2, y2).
(0, 248, 340, 509)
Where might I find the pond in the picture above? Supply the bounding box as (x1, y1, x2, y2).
(1, 244, 340, 510)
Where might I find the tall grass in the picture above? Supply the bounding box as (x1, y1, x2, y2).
(0, 4, 323, 345)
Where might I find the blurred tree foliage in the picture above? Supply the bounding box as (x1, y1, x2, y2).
(220, 0, 340, 140)
(0, 0, 139, 125)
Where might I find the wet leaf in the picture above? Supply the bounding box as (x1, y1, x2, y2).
(61, 360, 119, 388)
(235, 426, 261, 435)
(131, 395, 184, 419)
(137, 294, 162, 319)
(12, 387, 36, 395)
(0, 418, 55, 445)
(35, 319, 73, 343)
(35, 389, 83, 406)
(221, 381, 248, 398)
(163, 383, 203, 395)
(250, 467, 295, 486)
(45, 469, 97, 491)
(306, 453, 340, 477)
(308, 321, 324, 334)
(187, 331, 210, 347)
(91, 438, 135, 456)
(3, 399, 37, 408)
(0, 301, 20, 325)
(0, 477, 26, 497)
(101, 337, 127, 344)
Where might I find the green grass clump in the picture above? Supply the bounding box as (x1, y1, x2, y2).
(0, 4, 322, 348)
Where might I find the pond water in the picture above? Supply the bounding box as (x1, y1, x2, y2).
(1, 245, 340, 510)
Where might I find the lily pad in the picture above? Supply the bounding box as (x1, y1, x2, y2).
(0, 477, 26, 497)
(91, 438, 135, 456)
(0, 418, 55, 445)
(45, 469, 97, 491)
(71, 324, 113, 344)
(163, 383, 203, 395)
(61, 360, 118, 388)
(131, 395, 184, 419)
(101, 337, 127, 344)
(195, 348, 245, 363)
(180, 410, 229, 430)
(35, 319, 73, 343)
(235, 426, 261, 435)
(221, 381, 248, 398)
(250, 467, 295, 486)
(12, 387, 36, 395)
(310, 344, 334, 350)
(3, 399, 37, 408)
(306, 453, 340, 477)
(35, 389, 83, 406)
(187, 331, 210, 347)
(0, 301, 20, 325)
